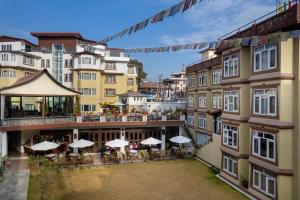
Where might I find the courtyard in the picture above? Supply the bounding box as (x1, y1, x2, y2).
(27, 159, 248, 200)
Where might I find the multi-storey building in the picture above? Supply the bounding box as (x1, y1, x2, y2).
(186, 4, 300, 200)
(163, 69, 187, 102)
(0, 32, 138, 114)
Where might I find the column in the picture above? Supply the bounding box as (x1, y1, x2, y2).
(73, 129, 79, 153)
(0, 131, 8, 158)
(120, 128, 125, 153)
(161, 127, 166, 151)
(0, 95, 5, 121)
(42, 96, 45, 118)
(179, 126, 183, 136)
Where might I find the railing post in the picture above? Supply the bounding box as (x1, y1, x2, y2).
(142, 114, 148, 122)
(161, 115, 167, 121)
(122, 115, 127, 122)
(180, 114, 186, 121)
(100, 115, 106, 122)
(76, 115, 82, 123)
(161, 127, 166, 151)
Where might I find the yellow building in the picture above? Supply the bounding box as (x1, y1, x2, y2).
(186, 4, 300, 200)
(0, 33, 138, 114)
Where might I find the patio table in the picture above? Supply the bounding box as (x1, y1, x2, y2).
(69, 153, 79, 157)
(45, 153, 57, 158)
(151, 148, 160, 152)
(104, 151, 111, 155)
(129, 149, 138, 154)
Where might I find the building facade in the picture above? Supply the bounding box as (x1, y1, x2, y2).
(0, 32, 138, 114)
(186, 4, 300, 200)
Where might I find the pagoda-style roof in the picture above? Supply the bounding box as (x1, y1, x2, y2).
(0, 69, 80, 96)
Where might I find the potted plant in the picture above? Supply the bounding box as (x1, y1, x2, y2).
(240, 176, 249, 188)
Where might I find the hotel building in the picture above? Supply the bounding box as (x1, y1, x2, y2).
(186, 4, 300, 200)
(0, 32, 138, 114)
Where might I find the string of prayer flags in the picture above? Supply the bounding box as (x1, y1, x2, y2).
(100, 0, 201, 43)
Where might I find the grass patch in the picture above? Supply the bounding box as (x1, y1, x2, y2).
(28, 159, 249, 200)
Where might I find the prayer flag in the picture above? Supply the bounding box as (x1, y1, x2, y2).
(183, 0, 192, 13)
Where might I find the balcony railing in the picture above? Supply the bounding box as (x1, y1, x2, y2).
(1, 116, 76, 127)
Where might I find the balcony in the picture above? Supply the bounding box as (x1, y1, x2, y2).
(1, 116, 76, 127)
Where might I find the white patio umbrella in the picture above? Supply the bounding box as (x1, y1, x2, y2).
(30, 141, 59, 151)
(105, 139, 129, 148)
(69, 139, 94, 148)
(169, 136, 191, 144)
(140, 137, 162, 145)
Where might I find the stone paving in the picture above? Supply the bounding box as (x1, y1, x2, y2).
(0, 160, 30, 200)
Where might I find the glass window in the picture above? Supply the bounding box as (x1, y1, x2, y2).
(223, 124, 238, 148)
(198, 73, 207, 86)
(127, 78, 134, 86)
(252, 166, 276, 198)
(223, 154, 238, 177)
(105, 62, 116, 70)
(188, 76, 195, 87)
(105, 75, 116, 84)
(187, 114, 194, 127)
(198, 115, 206, 129)
(128, 67, 135, 74)
(188, 95, 194, 108)
(224, 90, 239, 112)
(105, 89, 116, 96)
(254, 44, 277, 72)
(212, 69, 222, 85)
(197, 132, 210, 145)
(212, 117, 222, 134)
(199, 94, 206, 108)
(253, 89, 277, 116)
(224, 54, 239, 77)
(212, 93, 222, 109)
(252, 131, 276, 161)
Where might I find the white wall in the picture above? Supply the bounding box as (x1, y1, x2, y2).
(146, 102, 187, 113)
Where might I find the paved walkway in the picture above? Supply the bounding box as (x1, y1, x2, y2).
(0, 160, 30, 200)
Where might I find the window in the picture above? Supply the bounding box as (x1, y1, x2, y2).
(188, 95, 194, 107)
(105, 75, 116, 84)
(212, 93, 222, 109)
(128, 66, 135, 74)
(212, 69, 222, 85)
(223, 124, 238, 149)
(224, 54, 239, 77)
(81, 104, 96, 112)
(224, 90, 239, 112)
(252, 131, 276, 161)
(188, 76, 195, 87)
(80, 57, 92, 64)
(197, 132, 210, 145)
(78, 73, 96, 80)
(23, 56, 34, 66)
(253, 89, 276, 116)
(64, 74, 73, 82)
(223, 154, 238, 177)
(0, 70, 16, 78)
(93, 58, 96, 65)
(198, 94, 206, 108)
(127, 78, 134, 86)
(1, 44, 12, 51)
(1, 53, 8, 61)
(78, 88, 96, 95)
(64, 59, 69, 68)
(105, 62, 116, 70)
(252, 166, 276, 198)
(187, 114, 194, 127)
(254, 44, 277, 72)
(24, 104, 34, 111)
(69, 59, 73, 68)
(11, 54, 16, 62)
(105, 89, 116, 96)
(199, 115, 206, 129)
(46, 59, 50, 68)
(41, 59, 45, 68)
(212, 117, 222, 134)
(198, 73, 207, 86)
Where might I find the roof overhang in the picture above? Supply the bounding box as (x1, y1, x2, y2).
(0, 69, 80, 96)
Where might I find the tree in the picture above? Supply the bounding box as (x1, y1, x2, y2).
(29, 156, 59, 200)
(128, 59, 147, 90)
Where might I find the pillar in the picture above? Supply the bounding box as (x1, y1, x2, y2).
(122, 115, 127, 122)
(120, 128, 125, 153)
(42, 96, 45, 118)
(73, 129, 79, 153)
(0, 131, 8, 158)
(161, 126, 166, 151)
(100, 115, 106, 122)
(162, 115, 167, 121)
(142, 114, 147, 122)
(1, 95, 5, 121)
(179, 126, 184, 136)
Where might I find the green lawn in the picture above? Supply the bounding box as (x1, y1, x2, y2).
(28, 159, 249, 200)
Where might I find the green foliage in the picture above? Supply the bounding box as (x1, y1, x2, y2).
(74, 96, 81, 115)
(29, 156, 59, 200)
(129, 59, 147, 89)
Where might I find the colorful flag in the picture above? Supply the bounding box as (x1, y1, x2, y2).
(183, 0, 192, 13)
(191, 0, 198, 6)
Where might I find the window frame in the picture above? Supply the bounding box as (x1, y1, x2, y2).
(198, 94, 206, 108)
(253, 44, 277, 73)
(252, 166, 276, 198)
(223, 53, 239, 78)
(252, 131, 276, 162)
(212, 93, 222, 109)
(223, 124, 238, 149)
(198, 72, 207, 86)
(224, 90, 239, 113)
(198, 115, 207, 129)
(212, 68, 222, 85)
(223, 154, 238, 177)
(253, 88, 277, 117)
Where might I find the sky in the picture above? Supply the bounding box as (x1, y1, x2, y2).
(0, 0, 276, 80)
